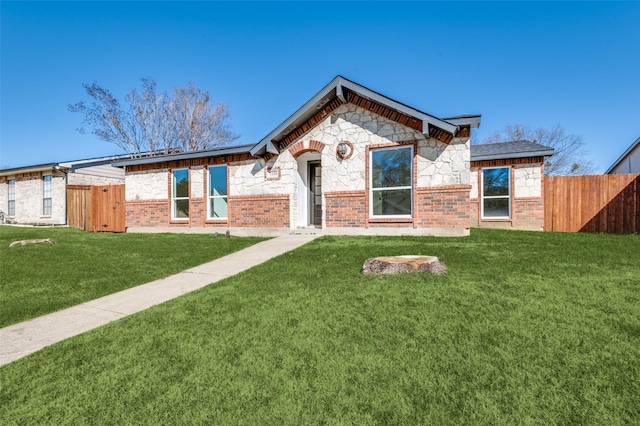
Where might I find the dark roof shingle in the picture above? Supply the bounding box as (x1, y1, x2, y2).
(471, 140, 554, 161)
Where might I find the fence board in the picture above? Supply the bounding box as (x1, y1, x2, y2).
(544, 174, 639, 234)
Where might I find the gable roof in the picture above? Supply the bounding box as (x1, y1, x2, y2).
(605, 136, 640, 174)
(250, 75, 481, 157)
(471, 140, 554, 161)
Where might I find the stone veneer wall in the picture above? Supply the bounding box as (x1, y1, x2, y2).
(470, 163, 545, 230)
(0, 171, 66, 225)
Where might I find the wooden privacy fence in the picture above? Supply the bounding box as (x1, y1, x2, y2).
(67, 184, 126, 232)
(544, 174, 640, 234)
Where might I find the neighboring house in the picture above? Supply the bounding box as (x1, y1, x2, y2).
(0, 155, 126, 225)
(114, 76, 553, 235)
(605, 137, 640, 174)
(470, 141, 554, 230)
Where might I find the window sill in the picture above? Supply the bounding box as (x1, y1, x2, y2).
(368, 217, 413, 223)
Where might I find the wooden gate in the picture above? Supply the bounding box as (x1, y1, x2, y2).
(544, 174, 640, 233)
(66, 184, 126, 232)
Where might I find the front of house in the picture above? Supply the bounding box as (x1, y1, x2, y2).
(116, 76, 552, 235)
(118, 77, 479, 235)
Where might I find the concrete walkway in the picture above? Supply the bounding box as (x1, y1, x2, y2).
(0, 234, 318, 367)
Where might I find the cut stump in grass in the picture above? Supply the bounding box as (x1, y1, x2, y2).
(362, 255, 446, 275)
(9, 238, 56, 248)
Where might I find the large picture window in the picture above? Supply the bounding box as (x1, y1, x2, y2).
(482, 167, 511, 218)
(43, 174, 52, 216)
(8, 179, 15, 216)
(172, 169, 189, 219)
(370, 145, 413, 217)
(208, 165, 228, 219)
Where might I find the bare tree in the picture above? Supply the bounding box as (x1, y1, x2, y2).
(69, 78, 238, 157)
(481, 123, 595, 176)
(170, 83, 237, 152)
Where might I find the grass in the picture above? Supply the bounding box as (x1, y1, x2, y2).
(1, 228, 639, 424)
(0, 226, 266, 327)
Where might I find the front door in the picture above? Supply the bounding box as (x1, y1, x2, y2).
(309, 162, 322, 227)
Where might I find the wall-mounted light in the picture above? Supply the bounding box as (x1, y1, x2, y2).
(336, 140, 354, 160)
(337, 142, 348, 157)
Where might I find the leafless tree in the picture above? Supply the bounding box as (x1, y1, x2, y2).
(170, 83, 237, 152)
(69, 78, 238, 158)
(480, 123, 595, 176)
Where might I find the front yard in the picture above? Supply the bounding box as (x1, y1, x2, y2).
(1, 229, 638, 424)
(0, 226, 266, 327)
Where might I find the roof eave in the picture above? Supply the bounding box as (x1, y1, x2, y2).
(0, 163, 70, 176)
(113, 144, 255, 167)
(471, 149, 555, 162)
(605, 136, 640, 174)
(443, 115, 482, 128)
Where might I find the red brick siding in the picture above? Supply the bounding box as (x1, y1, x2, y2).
(414, 185, 471, 229)
(228, 194, 290, 227)
(325, 191, 366, 227)
(126, 200, 169, 227)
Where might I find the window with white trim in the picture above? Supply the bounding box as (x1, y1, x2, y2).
(172, 169, 189, 219)
(370, 145, 413, 217)
(8, 179, 16, 216)
(207, 165, 228, 219)
(481, 167, 511, 218)
(43, 174, 52, 216)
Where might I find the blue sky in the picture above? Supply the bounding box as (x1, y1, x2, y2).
(1, 1, 639, 172)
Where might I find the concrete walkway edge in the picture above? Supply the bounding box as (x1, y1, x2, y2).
(0, 234, 317, 367)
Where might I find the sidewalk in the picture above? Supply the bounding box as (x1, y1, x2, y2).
(0, 234, 318, 367)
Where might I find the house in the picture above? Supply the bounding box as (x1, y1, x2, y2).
(605, 136, 640, 174)
(114, 76, 554, 235)
(0, 155, 126, 225)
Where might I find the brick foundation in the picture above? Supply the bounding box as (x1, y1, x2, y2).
(325, 191, 367, 227)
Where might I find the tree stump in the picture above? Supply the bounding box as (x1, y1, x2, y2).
(362, 255, 446, 275)
(9, 238, 56, 248)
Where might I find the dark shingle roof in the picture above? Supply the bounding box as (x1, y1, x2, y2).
(471, 140, 554, 161)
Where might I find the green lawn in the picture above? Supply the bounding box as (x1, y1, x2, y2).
(1, 229, 639, 424)
(0, 226, 266, 327)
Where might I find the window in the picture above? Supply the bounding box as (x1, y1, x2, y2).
(43, 174, 52, 216)
(482, 167, 511, 218)
(172, 169, 189, 219)
(8, 179, 15, 216)
(208, 165, 228, 219)
(370, 145, 413, 217)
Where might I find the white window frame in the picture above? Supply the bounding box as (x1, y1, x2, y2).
(207, 165, 228, 220)
(43, 174, 52, 216)
(369, 145, 414, 218)
(171, 168, 189, 220)
(8, 178, 16, 217)
(481, 166, 511, 219)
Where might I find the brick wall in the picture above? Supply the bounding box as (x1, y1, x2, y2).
(414, 185, 471, 229)
(126, 200, 169, 227)
(325, 191, 366, 227)
(228, 194, 290, 227)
